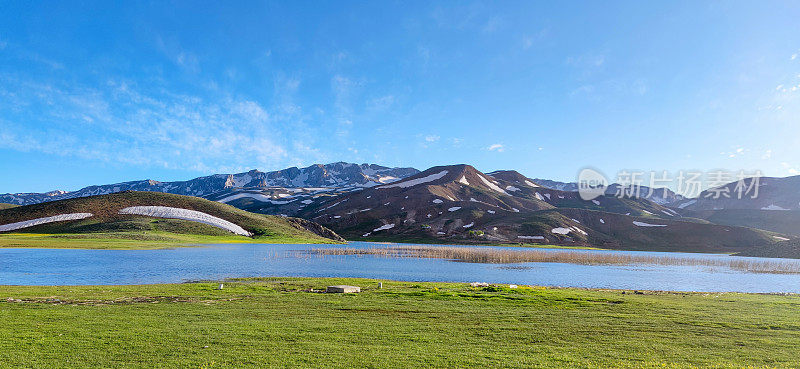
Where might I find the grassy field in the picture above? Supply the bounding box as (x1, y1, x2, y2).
(0, 231, 333, 249)
(0, 278, 798, 368)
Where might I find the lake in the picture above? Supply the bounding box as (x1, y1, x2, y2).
(1, 242, 799, 293)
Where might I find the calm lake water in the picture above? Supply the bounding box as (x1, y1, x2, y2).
(1, 242, 799, 293)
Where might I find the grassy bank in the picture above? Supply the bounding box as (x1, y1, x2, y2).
(1, 278, 798, 368)
(0, 231, 336, 250)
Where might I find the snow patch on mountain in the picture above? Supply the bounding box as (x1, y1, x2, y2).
(118, 206, 252, 236)
(551, 227, 571, 235)
(762, 204, 791, 211)
(0, 213, 94, 232)
(633, 221, 667, 227)
(378, 171, 448, 189)
(372, 223, 395, 232)
(218, 192, 283, 204)
(478, 174, 508, 195)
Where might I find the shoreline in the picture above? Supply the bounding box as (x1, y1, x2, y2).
(0, 277, 797, 295)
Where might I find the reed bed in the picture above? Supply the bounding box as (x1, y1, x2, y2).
(303, 246, 800, 274)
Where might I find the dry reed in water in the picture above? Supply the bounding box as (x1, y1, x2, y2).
(302, 246, 800, 274)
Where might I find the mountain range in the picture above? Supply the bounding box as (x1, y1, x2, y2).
(2, 161, 799, 254)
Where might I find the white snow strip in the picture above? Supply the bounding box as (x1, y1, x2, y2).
(506, 185, 521, 192)
(487, 210, 496, 214)
(661, 210, 674, 217)
(518, 235, 545, 240)
(0, 213, 94, 232)
(372, 223, 395, 232)
(458, 176, 470, 186)
(432, 199, 444, 204)
(544, 193, 551, 200)
(774, 236, 790, 241)
(571, 218, 581, 224)
(118, 206, 251, 236)
(448, 207, 462, 212)
(463, 222, 474, 228)
(551, 227, 571, 235)
(333, 215, 341, 219)
(677, 200, 696, 209)
(218, 193, 277, 204)
(592, 200, 600, 205)
(762, 204, 791, 211)
(633, 221, 667, 227)
(512, 208, 520, 213)
(378, 170, 448, 189)
(570, 226, 588, 235)
(599, 218, 605, 224)
(478, 174, 508, 195)
(524, 180, 539, 187)
(534, 192, 545, 201)
(642, 210, 654, 215)
(437, 232, 446, 235)
(362, 232, 371, 237)
(300, 199, 313, 204)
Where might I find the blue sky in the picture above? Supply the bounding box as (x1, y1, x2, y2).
(1, 1, 799, 193)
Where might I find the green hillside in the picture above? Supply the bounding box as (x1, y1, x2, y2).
(0, 203, 18, 210)
(0, 192, 343, 248)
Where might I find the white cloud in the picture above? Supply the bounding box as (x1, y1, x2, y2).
(566, 54, 605, 67)
(368, 95, 395, 111)
(792, 53, 797, 61)
(486, 143, 505, 152)
(425, 135, 440, 142)
(762, 149, 773, 159)
(0, 77, 306, 173)
(781, 162, 800, 175)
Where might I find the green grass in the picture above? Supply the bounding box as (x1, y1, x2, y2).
(0, 203, 18, 210)
(1, 277, 798, 368)
(0, 231, 334, 249)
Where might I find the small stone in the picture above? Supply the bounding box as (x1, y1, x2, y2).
(470, 282, 489, 287)
(509, 284, 518, 289)
(326, 285, 361, 293)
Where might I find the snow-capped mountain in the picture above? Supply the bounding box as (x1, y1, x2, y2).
(294, 164, 774, 253)
(0, 162, 419, 206)
(531, 179, 683, 205)
(669, 175, 800, 211)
